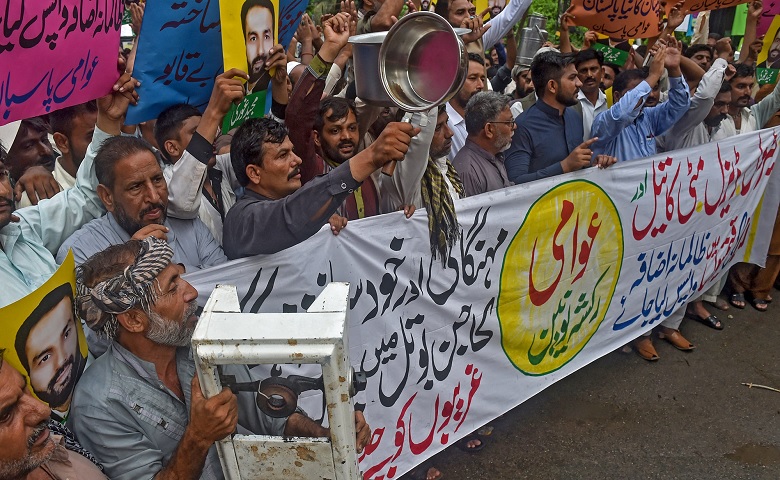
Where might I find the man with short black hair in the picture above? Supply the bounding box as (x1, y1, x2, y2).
(590, 42, 690, 162)
(17, 102, 98, 208)
(242, 0, 276, 93)
(684, 44, 714, 71)
(446, 53, 488, 158)
(601, 63, 619, 90)
(573, 48, 608, 140)
(224, 115, 417, 259)
(154, 104, 203, 164)
(712, 63, 780, 141)
(505, 51, 615, 185)
(14, 283, 86, 416)
(288, 13, 382, 221)
(451, 91, 514, 196)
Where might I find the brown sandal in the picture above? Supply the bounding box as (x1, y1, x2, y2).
(633, 336, 659, 361)
(658, 328, 695, 351)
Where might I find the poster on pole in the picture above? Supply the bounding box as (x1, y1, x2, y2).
(220, 0, 280, 131)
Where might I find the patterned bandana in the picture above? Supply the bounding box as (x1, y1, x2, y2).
(76, 237, 173, 332)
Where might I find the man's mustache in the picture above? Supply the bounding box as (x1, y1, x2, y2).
(251, 54, 267, 69)
(139, 203, 165, 217)
(338, 141, 355, 149)
(0, 196, 13, 209)
(27, 421, 48, 447)
(38, 154, 56, 168)
(287, 166, 300, 180)
(46, 355, 74, 394)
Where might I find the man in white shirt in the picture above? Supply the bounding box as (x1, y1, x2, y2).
(446, 53, 488, 159)
(573, 48, 608, 141)
(712, 63, 780, 141)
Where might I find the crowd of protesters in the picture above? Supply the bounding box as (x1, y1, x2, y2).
(1, 0, 779, 479)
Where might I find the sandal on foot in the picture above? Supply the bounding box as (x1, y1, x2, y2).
(658, 328, 695, 351)
(632, 336, 659, 361)
(751, 298, 769, 312)
(456, 433, 485, 453)
(403, 461, 443, 480)
(704, 297, 730, 311)
(729, 293, 746, 309)
(685, 311, 723, 330)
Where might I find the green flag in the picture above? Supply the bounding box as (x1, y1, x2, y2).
(591, 43, 629, 66)
(756, 68, 779, 85)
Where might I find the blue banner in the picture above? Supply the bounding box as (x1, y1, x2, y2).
(126, 0, 223, 125)
(279, 0, 309, 49)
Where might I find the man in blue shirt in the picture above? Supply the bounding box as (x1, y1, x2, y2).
(504, 51, 616, 184)
(590, 42, 691, 162)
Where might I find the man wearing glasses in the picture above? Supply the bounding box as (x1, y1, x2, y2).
(450, 91, 515, 196)
(504, 51, 616, 185)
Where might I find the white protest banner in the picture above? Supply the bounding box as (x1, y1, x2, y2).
(186, 128, 779, 479)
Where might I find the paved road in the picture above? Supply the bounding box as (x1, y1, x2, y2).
(430, 295, 780, 479)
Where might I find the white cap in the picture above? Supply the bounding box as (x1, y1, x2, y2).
(0, 120, 21, 152)
(533, 46, 561, 60)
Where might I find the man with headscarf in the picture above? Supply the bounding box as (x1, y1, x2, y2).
(69, 238, 371, 480)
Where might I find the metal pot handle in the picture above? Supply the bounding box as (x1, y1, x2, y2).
(534, 24, 546, 41)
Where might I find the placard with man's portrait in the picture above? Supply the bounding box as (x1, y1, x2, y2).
(0, 252, 87, 418)
(220, 0, 280, 131)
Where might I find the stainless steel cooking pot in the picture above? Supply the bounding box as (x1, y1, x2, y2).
(349, 31, 393, 106)
(349, 12, 468, 111)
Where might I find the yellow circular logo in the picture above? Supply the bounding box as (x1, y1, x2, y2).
(498, 180, 623, 375)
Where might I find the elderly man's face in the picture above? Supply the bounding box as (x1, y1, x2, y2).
(0, 360, 56, 479)
(144, 263, 199, 347)
(102, 150, 169, 235)
(245, 5, 275, 86)
(7, 122, 55, 181)
(489, 106, 516, 152)
(24, 297, 81, 410)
